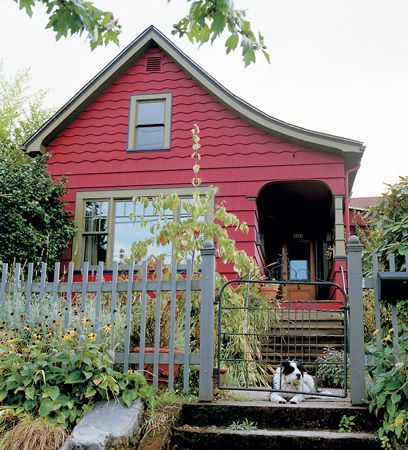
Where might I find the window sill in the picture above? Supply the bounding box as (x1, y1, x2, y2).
(126, 146, 171, 153)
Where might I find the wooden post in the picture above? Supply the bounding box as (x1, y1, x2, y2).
(347, 235, 366, 405)
(199, 242, 216, 402)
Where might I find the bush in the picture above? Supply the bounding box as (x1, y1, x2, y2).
(0, 332, 154, 429)
(0, 154, 76, 266)
(367, 332, 408, 448)
(315, 348, 349, 389)
(0, 290, 155, 431)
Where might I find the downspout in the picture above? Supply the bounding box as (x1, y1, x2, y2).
(345, 164, 360, 241)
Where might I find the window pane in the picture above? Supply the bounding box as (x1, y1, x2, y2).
(137, 101, 165, 125)
(113, 199, 172, 262)
(289, 260, 309, 281)
(180, 196, 205, 222)
(136, 126, 165, 149)
(84, 201, 108, 232)
(83, 234, 107, 265)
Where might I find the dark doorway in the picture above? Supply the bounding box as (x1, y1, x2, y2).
(257, 181, 334, 300)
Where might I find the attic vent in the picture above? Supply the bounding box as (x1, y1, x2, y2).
(146, 56, 162, 72)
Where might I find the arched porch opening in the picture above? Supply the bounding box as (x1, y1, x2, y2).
(257, 180, 334, 300)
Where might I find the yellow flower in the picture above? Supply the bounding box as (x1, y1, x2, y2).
(62, 334, 70, 340)
(383, 334, 392, 343)
(46, 332, 52, 338)
(88, 333, 96, 342)
(24, 326, 31, 332)
(372, 329, 379, 336)
(103, 324, 112, 332)
(68, 330, 76, 337)
(82, 317, 90, 326)
(32, 333, 40, 340)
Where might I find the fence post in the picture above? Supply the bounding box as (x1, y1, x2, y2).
(347, 235, 366, 405)
(199, 241, 216, 402)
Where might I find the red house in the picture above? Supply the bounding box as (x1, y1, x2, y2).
(22, 26, 364, 301)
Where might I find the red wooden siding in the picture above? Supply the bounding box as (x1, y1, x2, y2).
(46, 47, 346, 276)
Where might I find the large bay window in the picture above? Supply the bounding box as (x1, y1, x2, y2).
(73, 187, 209, 268)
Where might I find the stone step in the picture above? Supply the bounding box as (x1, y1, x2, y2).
(171, 427, 381, 450)
(178, 402, 378, 432)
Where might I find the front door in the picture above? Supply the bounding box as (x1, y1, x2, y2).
(282, 240, 316, 300)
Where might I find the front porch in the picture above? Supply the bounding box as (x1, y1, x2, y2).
(256, 180, 347, 303)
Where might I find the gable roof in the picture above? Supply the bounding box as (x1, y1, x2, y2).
(349, 196, 381, 211)
(22, 26, 365, 172)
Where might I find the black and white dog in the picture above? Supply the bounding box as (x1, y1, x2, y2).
(269, 360, 321, 404)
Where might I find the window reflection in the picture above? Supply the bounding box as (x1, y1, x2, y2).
(289, 260, 309, 281)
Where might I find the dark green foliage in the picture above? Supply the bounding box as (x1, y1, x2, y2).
(0, 153, 76, 265)
(360, 176, 408, 275)
(315, 348, 349, 389)
(0, 339, 155, 429)
(367, 332, 408, 448)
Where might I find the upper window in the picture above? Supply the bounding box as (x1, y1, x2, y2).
(128, 93, 172, 151)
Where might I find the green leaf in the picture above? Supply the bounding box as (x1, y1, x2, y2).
(25, 386, 35, 400)
(65, 371, 85, 384)
(39, 398, 54, 417)
(225, 34, 239, 54)
(122, 389, 138, 407)
(48, 386, 60, 401)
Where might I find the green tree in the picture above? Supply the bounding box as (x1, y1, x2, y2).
(0, 63, 54, 158)
(15, 0, 268, 66)
(0, 153, 77, 265)
(0, 66, 76, 265)
(361, 176, 408, 274)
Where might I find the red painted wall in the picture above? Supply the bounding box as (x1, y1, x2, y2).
(46, 47, 346, 277)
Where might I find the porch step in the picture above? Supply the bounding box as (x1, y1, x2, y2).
(263, 307, 345, 362)
(171, 428, 380, 450)
(170, 402, 380, 450)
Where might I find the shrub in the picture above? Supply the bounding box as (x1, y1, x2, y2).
(0, 154, 76, 265)
(0, 333, 155, 429)
(367, 332, 408, 448)
(0, 290, 155, 430)
(315, 348, 349, 389)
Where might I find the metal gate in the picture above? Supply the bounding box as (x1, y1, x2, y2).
(216, 279, 349, 399)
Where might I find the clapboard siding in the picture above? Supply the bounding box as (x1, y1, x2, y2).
(46, 47, 346, 274)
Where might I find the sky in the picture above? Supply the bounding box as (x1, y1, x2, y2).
(1, 0, 407, 197)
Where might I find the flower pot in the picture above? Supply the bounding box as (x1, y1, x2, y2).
(132, 347, 183, 385)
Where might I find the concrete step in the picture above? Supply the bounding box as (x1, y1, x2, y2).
(177, 402, 377, 432)
(171, 427, 381, 450)
(170, 402, 380, 450)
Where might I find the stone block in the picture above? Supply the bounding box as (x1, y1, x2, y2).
(61, 399, 144, 450)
